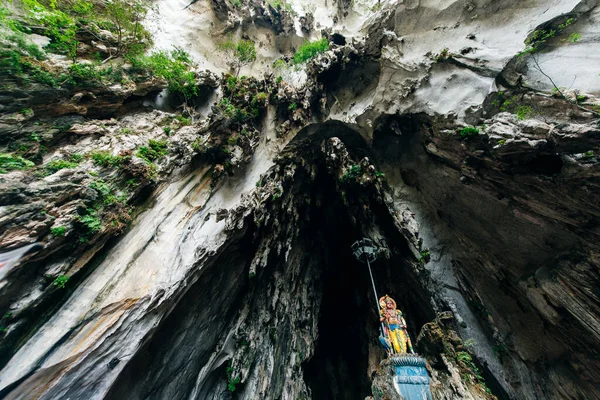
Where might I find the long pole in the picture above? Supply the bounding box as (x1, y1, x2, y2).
(366, 257, 386, 333)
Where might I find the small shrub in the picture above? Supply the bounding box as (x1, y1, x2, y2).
(435, 47, 450, 60)
(131, 49, 198, 99)
(293, 38, 329, 64)
(175, 115, 192, 125)
(79, 211, 103, 234)
(340, 164, 361, 183)
(518, 18, 574, 56)
(45, 159, 79, 174)
(218, 39, 257, 75)
(288, 102, 298, 111)
(53, 275, 70, 289)
(227, 377, 241, 392)
(51, 226, 67, 237)
(515, 105, 534, 120)
(90, 180, 111, 197)
(419, 250, 431, 263)
(136, 139, 168, 163)
(70, 153, 84, 162)
(568, 32, 581, 43)
(252, 92, 268, 106)
(458, 126, 479, 138)
(273, 59, 286, 69)
(0, 153, 34, 174)
(68, 63, 102, 85)
(90, 151, 127, 168)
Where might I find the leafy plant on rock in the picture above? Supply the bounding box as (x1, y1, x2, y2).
(53, 275, 70, 289)
(458, 126, 479, 139)
(293, 38, 329, 64)
(218, 39, 257, 79)
(136, 139, 169, 163)
(0, 153, 34, 174)
(50, 226, 67, 237)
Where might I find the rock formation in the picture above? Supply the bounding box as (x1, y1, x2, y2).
(0, 0, 599, 399)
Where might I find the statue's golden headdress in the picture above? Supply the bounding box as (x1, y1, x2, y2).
(379, 295, 396, 309)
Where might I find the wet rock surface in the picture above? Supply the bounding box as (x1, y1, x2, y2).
(1, 0, 600, 399)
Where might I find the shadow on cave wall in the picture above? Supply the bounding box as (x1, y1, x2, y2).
(106, 121, 438, 400)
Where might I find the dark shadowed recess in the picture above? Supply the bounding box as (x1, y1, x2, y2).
(105, 230, 255, 400)
(302, 186, 436, 400)
(107, 122, 438, 400)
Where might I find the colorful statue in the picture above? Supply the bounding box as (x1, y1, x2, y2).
(379, 295, 414, 355)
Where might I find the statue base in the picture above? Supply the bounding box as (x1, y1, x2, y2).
(390, 355, 432, 400)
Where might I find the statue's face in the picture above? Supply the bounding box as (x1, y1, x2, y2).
(386, 300, 394, 309)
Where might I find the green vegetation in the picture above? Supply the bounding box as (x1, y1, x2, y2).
(45, 159, 80, 174)
(50, 226, 67, 237)
(227, 376, 241, 392)
(458, 126, 479, 138)
(218, 39, 257, 77)
(90, 151, 129, 168)
(288, 102, 298, 111)
(568, 32, 581, 43)
(136, 139, 169, 163)
(273, 59, 286, 70)
(225, 363, 241, 392)
(131, 49, 198, 100)
(78, 210, 103, 235)
(340, 164, 361, 183)
(435, 47, 451, 61)
(515, 19, 597, 116)
(0, 153, 35, 174)
(493, 93, 537, 120)
(90, 180, 111, 198)
(53, 275, 70, 289)
(175, 115, 192, 125)
(219, 92, 261, 124)
(21, 0, 79, 59)
(518, 18, 575, 56)
(419, 249, 431, 263)
(583, 150, 595, 159)
(293, 38, 329, 64)
(102, 0, 153, 57)
(69, 153, 84, 162)
(268, 0, 294, 14)
(1, 0, 153, 87)
(191, 138, 208, 153)
(515, 105, 535, 121)
(456, 351, 490, 393)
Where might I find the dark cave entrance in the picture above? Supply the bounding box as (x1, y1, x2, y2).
(302, 165, 436, 400)
(303, 203, 373, 400)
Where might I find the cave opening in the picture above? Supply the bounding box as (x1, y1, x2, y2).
(302, 157, 436, 400)
(302, 191, 373, 400)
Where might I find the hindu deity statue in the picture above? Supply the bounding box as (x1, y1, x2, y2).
(379, 295, 414, 355)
